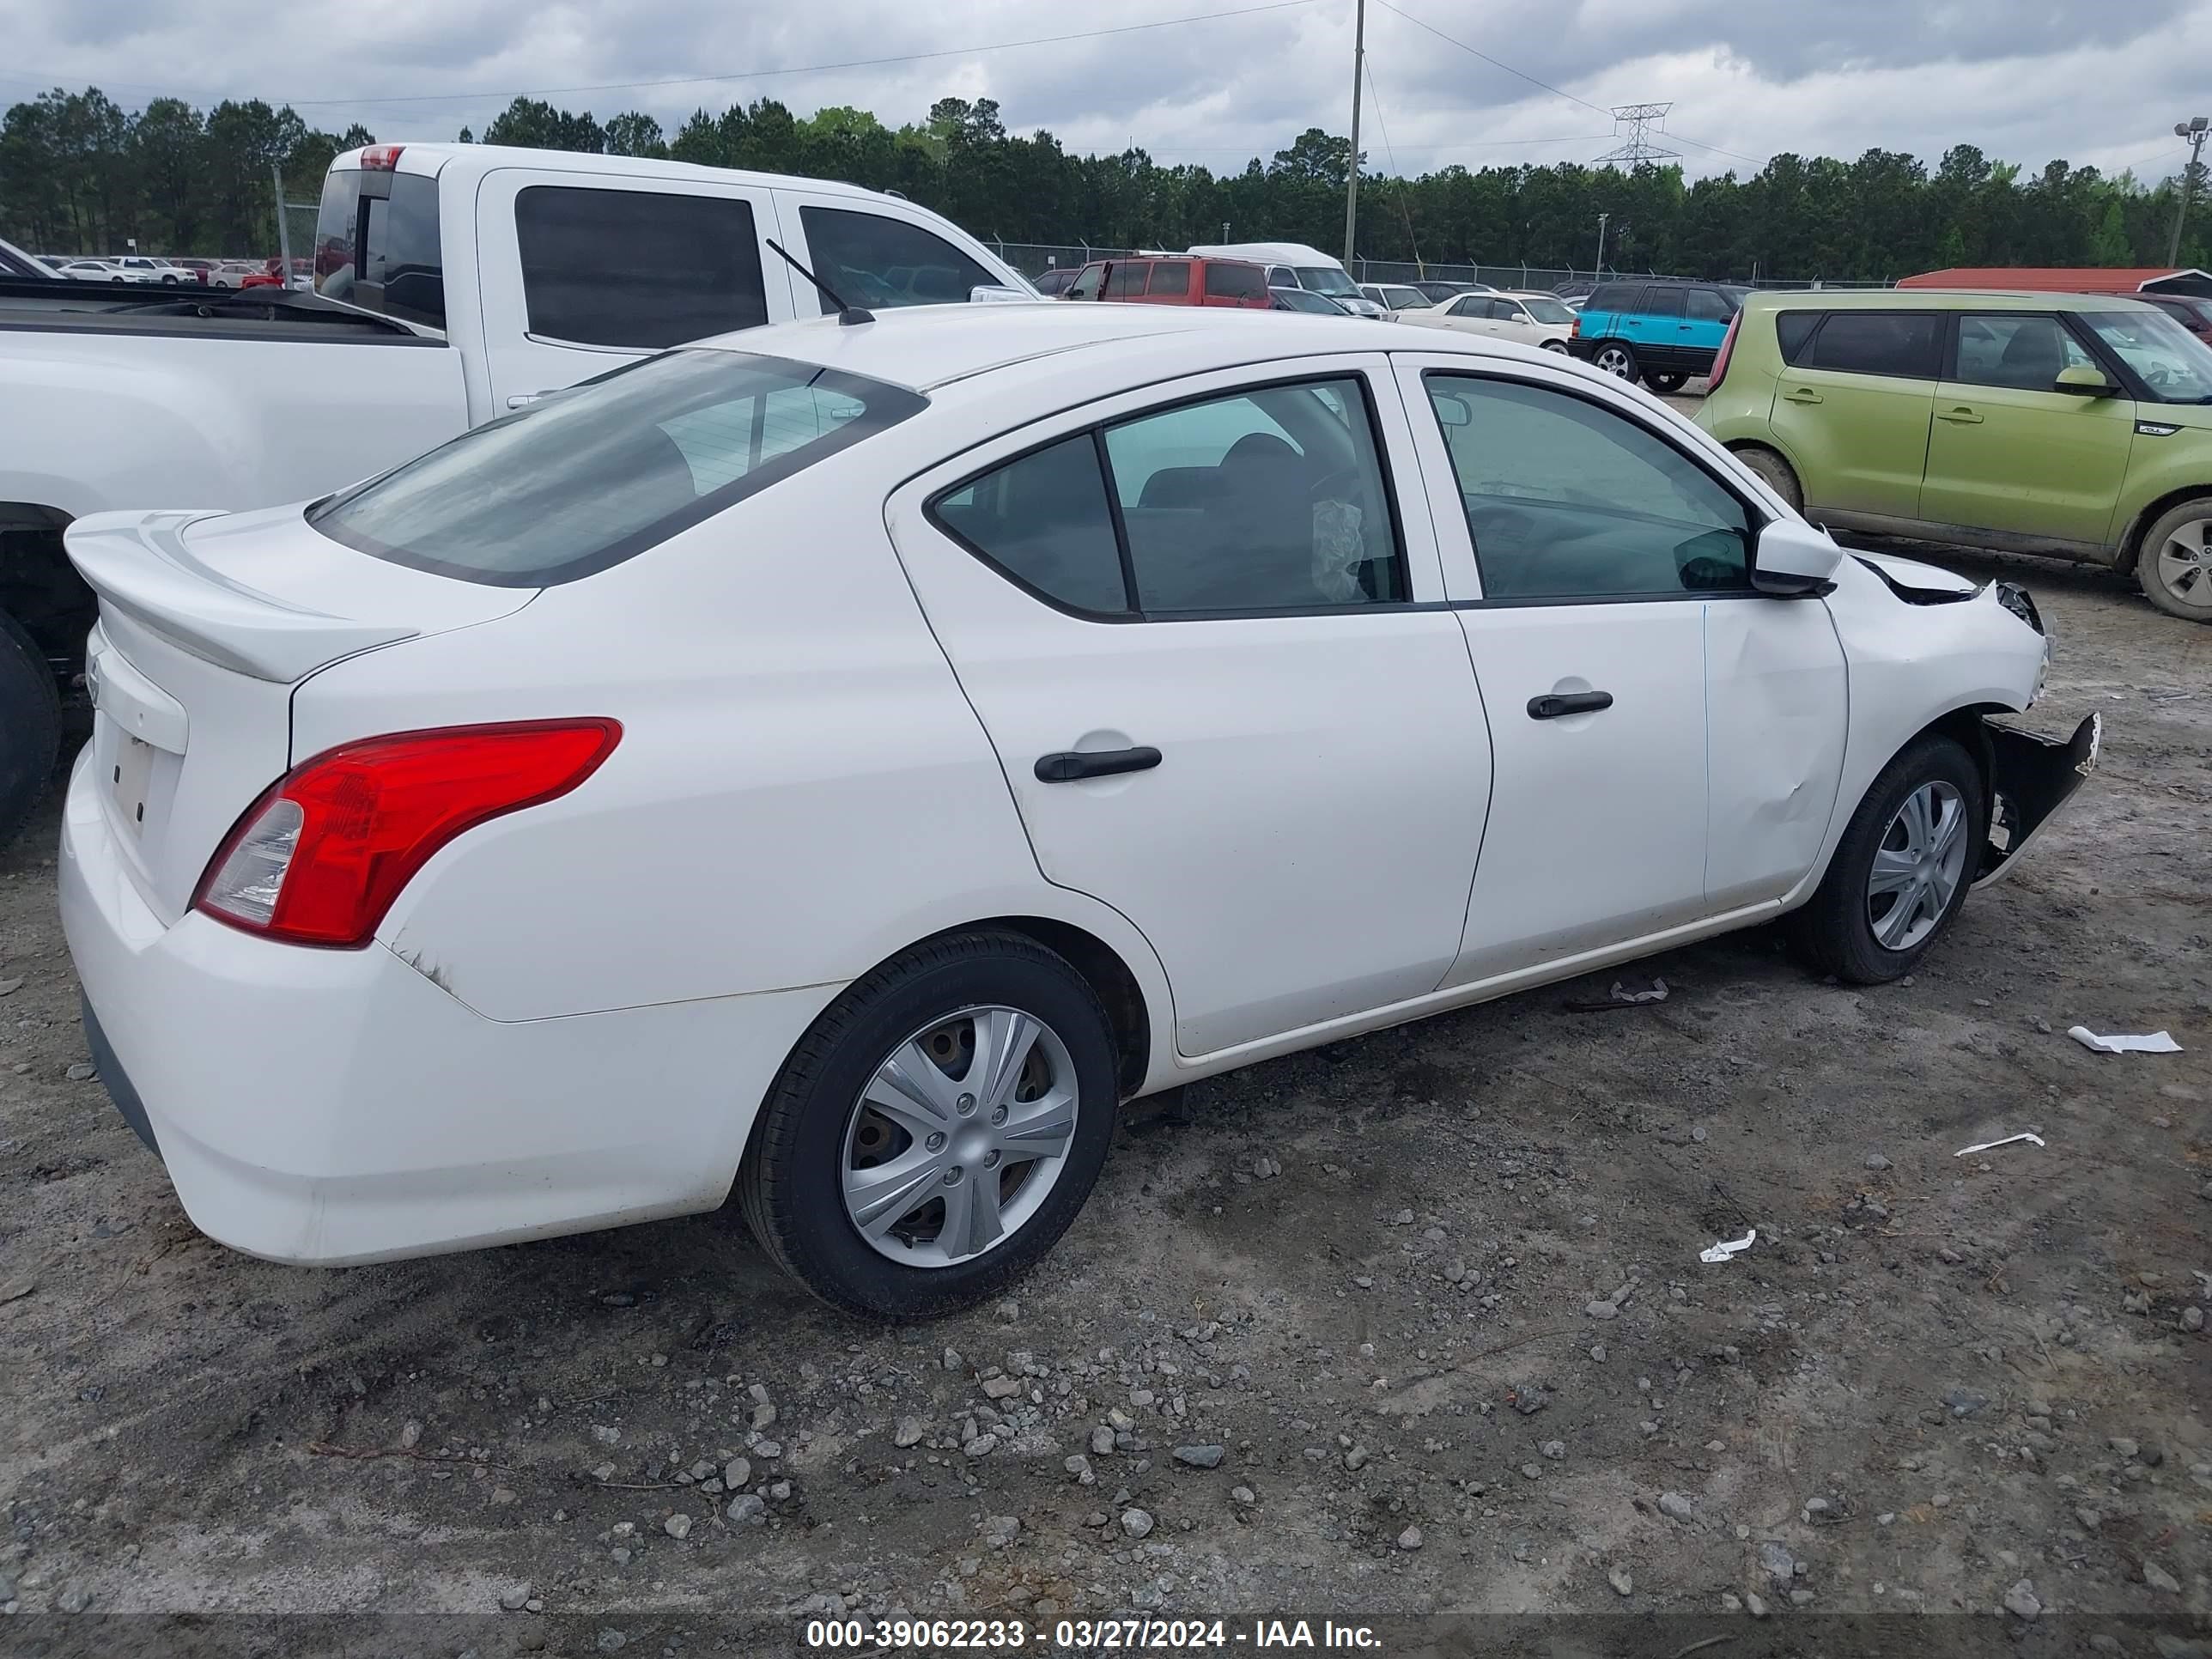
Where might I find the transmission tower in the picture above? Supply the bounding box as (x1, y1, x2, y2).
(1597, 103, 1680, 167)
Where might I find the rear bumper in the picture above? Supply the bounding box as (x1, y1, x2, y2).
(60, 748, 839, 1266)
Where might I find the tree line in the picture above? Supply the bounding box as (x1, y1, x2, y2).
(3, 83, 2207, 283)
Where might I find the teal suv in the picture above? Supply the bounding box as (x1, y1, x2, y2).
(1569, 278, 1746, 392)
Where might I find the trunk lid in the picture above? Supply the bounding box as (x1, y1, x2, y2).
(67, 506, 534, 921)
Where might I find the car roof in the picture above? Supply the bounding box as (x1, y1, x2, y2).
(346, 142, 909, 210)
(687, 298, 1586, 395)
(1745, 288, 2162, 313)
(1188, 242, 1339, 265)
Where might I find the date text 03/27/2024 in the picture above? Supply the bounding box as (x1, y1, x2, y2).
(803, 1617, 1383, 1650)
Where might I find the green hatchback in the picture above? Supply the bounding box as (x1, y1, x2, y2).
(1695, 289, 2212, 620)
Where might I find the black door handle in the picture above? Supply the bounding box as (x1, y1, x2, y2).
(1035, 746, 1162, 782)
(1528, 691, 1613, 720)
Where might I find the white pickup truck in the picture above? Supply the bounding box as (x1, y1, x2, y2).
(0, 141, 1035, 842)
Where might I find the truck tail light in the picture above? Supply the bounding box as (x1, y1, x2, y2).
(1708, 309, 1742, 391)
(360, 144, 405, 171)
(196, 720, 621, 947)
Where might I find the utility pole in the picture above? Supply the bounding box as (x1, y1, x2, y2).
(2171, 116, 2209, 265)
(1342, 0, 1364, 266)
(1595, 212, 1609, 274)
(272, 163, 292, 285)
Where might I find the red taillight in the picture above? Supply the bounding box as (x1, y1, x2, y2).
(1708, 309, 1742, 391)
(359, 144, 404, 172)
(1571, 311, 1584, 338)
(195, 720, 622, 948)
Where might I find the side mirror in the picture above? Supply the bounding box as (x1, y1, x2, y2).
(2053, 363, 2118, 397)
(1752, 517, 1843, 599)
(970, 283, 1034, 304)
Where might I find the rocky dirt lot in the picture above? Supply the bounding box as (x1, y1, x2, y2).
(0, 543, 2208, 1656)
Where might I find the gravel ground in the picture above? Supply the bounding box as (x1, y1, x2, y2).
(0, 535, 2208, 1648)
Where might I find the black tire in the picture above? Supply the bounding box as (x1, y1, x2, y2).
(2133, 495, 2212, 623)
(1787, 733, 1984, 985)
(1734, 444, 1804, 514)
(738, 930, 1120, 1320)
(1644, 370, 1690, 393)
(1540, 340, 1570, 354)
(0, 609, 61, 850)
(1588, 340, 1638, 381)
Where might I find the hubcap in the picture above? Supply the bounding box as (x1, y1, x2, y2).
(1595, 347, 1632, 377)
(841, 1006, 1080, 1269)
(2153, 517, 2212, 611)
(1867, 781, 1969, 952)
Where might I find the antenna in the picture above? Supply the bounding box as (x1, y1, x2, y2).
(1597, 103, 1680, 167)
(766, 240, 873, 326)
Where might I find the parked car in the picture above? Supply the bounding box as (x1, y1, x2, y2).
(1267, 286, 1350, 314)
(54, 258, 154, 284)
(1695, 289, 2212, 620)
(58, 302, 2091, 1315)
(1553, 279, 1600, 303)
(109, 255, 199, 285)
(1186, 241, 1387, 318)
(1357, 283, 1433, 315)
(1062, 255, 1273, 309)
(1032, 268, 1079, 298)
(1410, 279, 1495, 304)
(1401, 289, 1576, 350)
(1570, 277, 1745, 391)
(167, 258, 222, 287)
(0, 139, 1039, 848)
(2141, 291, 2212, 346)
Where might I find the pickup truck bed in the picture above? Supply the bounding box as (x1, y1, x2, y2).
(0, 277, 432, 342)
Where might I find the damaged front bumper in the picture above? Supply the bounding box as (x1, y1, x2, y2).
(1975, 712, 2100, 888)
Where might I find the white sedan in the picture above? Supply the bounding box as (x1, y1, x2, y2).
(59, 304, 2094, 1317)
(1403, 289, 1578, 350)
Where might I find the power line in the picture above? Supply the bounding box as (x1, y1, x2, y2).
(1596, 102, 1679, 166)
(1667, 129, 1765, 167)
(4, 0, 1322, 112)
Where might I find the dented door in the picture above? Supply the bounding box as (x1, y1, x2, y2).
(1702, 600, 1849, 909)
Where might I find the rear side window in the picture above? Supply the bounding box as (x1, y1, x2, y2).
(1775, 312, 1820, 363)
(1642, 286, 1686, 319)
(1109, 262, 1147, 298)
(1686, 288, 1735, 323)
(313, 169, 447, 328)
(1802, 311, 1942, 378)
(1204, 263, 1263, 299)
(1587, 283, 1643, 314)
(796, 205, 995, 311)
(932, 436, 1129, 615)
(309, 349, 925, 586)
(516, 186, 766, 349)
(1148, 262, 1191, 296)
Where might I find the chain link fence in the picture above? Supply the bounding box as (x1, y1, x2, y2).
(990, 241, 1893, 294)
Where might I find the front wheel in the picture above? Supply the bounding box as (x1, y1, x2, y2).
(2135, 497, 2212, 622)
(1589, 341, 1638, 380)
(1644, 370, 1690, 393)
(738, 931, 1120, 1319)
(1788, 734, 1984, 984)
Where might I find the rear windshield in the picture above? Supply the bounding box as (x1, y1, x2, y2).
(308, 349, 927, 586)
(313, 168, 446, 328)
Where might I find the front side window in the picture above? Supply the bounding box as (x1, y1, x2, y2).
(1104, 378, 1403, 611)
(1147, 261, 1191, 296)
(1952, 313, 2096, 391)
(1069, 264, 1106, 301)
(516, 186, 766, 349)
(797, 205, 994, 312)
(311, 349, 924, 585)
(2077, 308, 2212, 403)
(1802, 311, 1941, 379)
(1425, 374, 1752, 601)
(1204, 262, 1264, 300)
(930, 376, 1406, 617)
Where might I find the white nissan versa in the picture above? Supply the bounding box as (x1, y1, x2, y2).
(59, 303, 2097, 1318)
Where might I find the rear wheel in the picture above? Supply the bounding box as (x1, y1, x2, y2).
(2135, 497, 2212, 622)
(1589, 341, 1638, 380)
(1644, 370, 1690, 393)
(738, 931, 1120, 1319)
(0, 610, 60, 849)
(1788, 734, 1984, 984)
(1733, 445, 1804, 513)
(1540, 340, 1570, 354)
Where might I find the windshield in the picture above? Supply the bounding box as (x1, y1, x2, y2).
(1519, 296, 1576, 325)
(310, 349, 927, 585)
(1296, 266, 1360, 298)
(2080, 309, 2212, 402)
(1276, 289, 1340, 313)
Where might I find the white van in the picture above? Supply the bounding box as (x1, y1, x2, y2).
(1185, 240, 1385, 318)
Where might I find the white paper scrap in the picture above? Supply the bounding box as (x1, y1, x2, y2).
(1698, 1229, 1756, 1264)
(2067, 1026, 2182, 1054)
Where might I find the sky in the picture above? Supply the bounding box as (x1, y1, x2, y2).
(4, 0, 2209, 185)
